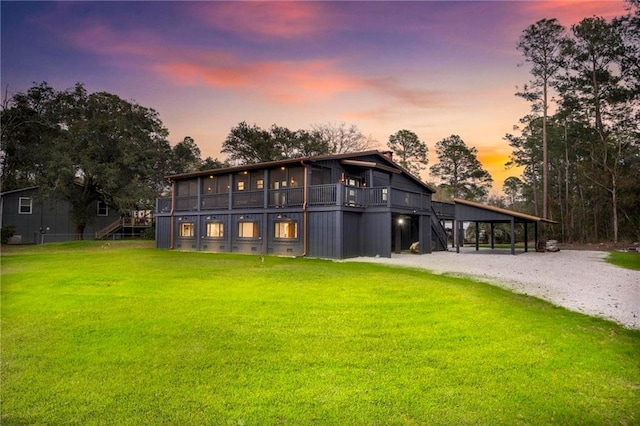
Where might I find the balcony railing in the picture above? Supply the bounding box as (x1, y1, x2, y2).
(308, 184, 336, 206)
(268, 187, 303, 207)
(202, 193, 229, 210)
(158, 184, 430, 213)
(232, 190, 263, 208)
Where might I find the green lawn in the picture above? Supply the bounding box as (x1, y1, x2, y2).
(607, 250, 640, 270)
(2, 241, 639, 425)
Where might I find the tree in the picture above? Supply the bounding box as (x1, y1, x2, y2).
(311, 122, 377, 154)
(1, 83, 61, 191)
(503, 176, 524, 208)
(517, 18, 566, 219)
(430, 135, 493, 201)
(1, 82, 172, 238)
(559, 17, 633, 242)
(221, 122, 331, 165)
(170, 136, 202, 174)
(386, 129, 428, 176)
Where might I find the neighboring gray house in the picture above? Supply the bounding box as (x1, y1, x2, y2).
(0, 186, 128, 243)
(155, 150, 449, 259)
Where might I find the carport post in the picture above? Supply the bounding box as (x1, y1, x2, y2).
(475, 221, 479, 251)
(524, 223, 529, 252)
(490, 223, 495, 249)
(510, 218, 516, 255)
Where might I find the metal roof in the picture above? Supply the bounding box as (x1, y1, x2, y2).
(454, 198, 558, 224)
(167, 150, 436, 193)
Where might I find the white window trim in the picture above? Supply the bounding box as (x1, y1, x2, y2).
(19, 197, 33, 214)
(97, 201, 109, 216)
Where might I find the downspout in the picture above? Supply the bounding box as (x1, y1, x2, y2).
(301, 160, 309, 256)
(170, 179, 175, 249)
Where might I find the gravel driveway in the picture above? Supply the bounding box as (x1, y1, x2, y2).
(346, 249, 640, 330)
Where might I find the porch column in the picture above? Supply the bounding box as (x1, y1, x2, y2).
(510, 218, 516, 255)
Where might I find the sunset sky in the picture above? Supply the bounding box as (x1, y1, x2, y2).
(1, 1, 631, 192)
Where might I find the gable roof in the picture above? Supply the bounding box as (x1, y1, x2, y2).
(167, 150, 436, 193)
(0, 186, 39, 197)
(454, 198, 558, 224)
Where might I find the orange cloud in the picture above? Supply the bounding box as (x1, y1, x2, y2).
(188, 1, 331, 40)
(156, 58, 364, 104)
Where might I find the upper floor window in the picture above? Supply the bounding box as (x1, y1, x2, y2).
(202, 175, 230, 194)
(176, 180, 198, 197)
(19, 197, 33, 214)
(97, 201, 108, 216)
(274, 221, 298, 240)
(311, 167, 332, 185)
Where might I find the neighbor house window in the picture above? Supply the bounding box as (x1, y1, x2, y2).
(97, 201, 108, 216)
(19, 197, 32, 214)
(238, 221, 259, 238)
(180, 222, 195, 237)
(206, 222, 224, 238)
(274, 221, 298, 239)
(237, 181, 245, 191)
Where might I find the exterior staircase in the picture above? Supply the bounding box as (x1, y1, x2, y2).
(95, 217, 152, 240)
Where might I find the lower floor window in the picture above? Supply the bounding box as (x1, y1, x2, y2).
(180, 222, 194, 237)
(274, 221, 298, 239)
(238, 221, 259, 238)
(206, 222, 224, 238)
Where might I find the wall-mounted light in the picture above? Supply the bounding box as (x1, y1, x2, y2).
(398, 218, 404, 225)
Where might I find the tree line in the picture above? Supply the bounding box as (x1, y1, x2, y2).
(1, 80, 495, 239)
(505, 0, 639, 243)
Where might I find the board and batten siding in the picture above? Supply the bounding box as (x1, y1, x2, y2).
(307, 211, 340, 259)
(361, 211, 392, 257)
(155, 216, 171, 248)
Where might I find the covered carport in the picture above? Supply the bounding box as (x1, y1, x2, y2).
(453, 198, 557, 255)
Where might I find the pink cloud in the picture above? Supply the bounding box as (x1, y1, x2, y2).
(520, 0, 629, 26)
(187, 1, 331, 40)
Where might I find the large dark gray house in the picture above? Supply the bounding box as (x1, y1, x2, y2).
(155, 151, 450, 259)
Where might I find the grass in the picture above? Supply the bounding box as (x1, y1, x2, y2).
(607, 250, 640, 270)
(2, 241, 639, 425)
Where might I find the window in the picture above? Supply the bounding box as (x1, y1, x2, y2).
(180, 222, 195, 237)
(202, 176, 216, 194)
(237, 181, 245, 191)
(256, 179, 264, 190)
(206, 222, 224, 238)
(19, 197, 32, 214)
(274, 221, 298, 239)
(177, 180, 198, 197)
(238, 221, 259, 238)
(97, 201, 108, 216)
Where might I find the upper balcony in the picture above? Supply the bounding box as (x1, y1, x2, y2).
(156, 184, 430, 214)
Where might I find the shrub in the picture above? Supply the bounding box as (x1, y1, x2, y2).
(1, 225, 16, 244)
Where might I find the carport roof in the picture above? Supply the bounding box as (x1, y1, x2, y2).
(453, 198, 558, 224)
